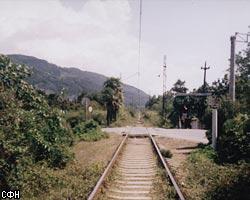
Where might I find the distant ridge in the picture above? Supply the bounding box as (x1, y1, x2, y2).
(8, 54, 149, 106)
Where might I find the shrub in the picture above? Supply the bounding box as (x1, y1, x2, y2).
(218, 113, 250, 163)
(92, 111, 106, 125)
(142, 110, 163, 127)
(206, 162, 250, 200)
(66, 111, 85, 128)
(73, 120, 108, 141)
(184, 146, 250, 200)
(128, 109, 136, 117)
(189, 146, 218, 162)
(160, 149, 173, 158)
(143, 111, 151, 120)
(0, 55, 73, 189)
(204, 97, 249, 163)
(73, 120, 98, 134)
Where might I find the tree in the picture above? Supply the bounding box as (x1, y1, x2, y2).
(145, 95, 159, 109)
(169, 80, 189, 127)
(236, 48, 250, 114)
(102, 77, 123, 126)
(210, 74, 229, 98)
(77, 91, 87, 103)
(171, 79, 188, 93)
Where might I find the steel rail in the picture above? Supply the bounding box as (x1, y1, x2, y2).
(88, 126, 185, 200)
(148, 131, 185, 200)
(87, 133, 128, 200)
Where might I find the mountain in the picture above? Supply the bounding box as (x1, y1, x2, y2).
(8, 54, 149, 106)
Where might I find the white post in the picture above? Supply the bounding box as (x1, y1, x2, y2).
(212, 109, 218, 149)
(178, 116, 182, 129)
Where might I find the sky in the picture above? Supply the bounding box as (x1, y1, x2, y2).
(0, 0, 249, 95)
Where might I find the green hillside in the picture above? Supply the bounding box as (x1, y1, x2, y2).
(8, 54, 149, 106)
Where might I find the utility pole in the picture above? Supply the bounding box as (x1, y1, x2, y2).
(229, 31, 250, 102)
(201, 61, 210, 91)
(162, 55, 167, 119)
(212, 108, 218, 150)
(229, 36, 236, 101)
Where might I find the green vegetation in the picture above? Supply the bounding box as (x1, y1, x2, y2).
(109, 106, 137, 127)
(182, 47, 250, 199)
(153, 168, 176, 200)
(0, 55, 110, 198)
(145, 47, 250, 199)
(160, 149, 173, 158)
(0, 55, 73, 190)
(183, 147, 250, 200)
(145, 94, 173, 128)
(203, 47, 250, 163)
(142, 110, 161, 127)
(146, 47, 249, 165)
(171, 79, 188, 93)
(102, 77, 123, 126)
(21, 162, 104, 199)
(145, 79, 208, 128)
(73, 120, 109, 141)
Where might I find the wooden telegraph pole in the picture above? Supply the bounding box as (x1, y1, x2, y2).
(201, 61, 210, 91)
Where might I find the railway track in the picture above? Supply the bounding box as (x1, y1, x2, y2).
(88, 128, 185, 200)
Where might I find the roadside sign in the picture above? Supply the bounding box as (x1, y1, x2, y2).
(88, 106, 93, 113)
(207, 96, 220, 109)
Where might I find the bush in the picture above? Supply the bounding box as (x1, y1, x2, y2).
(206, 162, 250, 200)
(143, 111, 151, 120)
(204, 98, 249, 163)
(159, 117, 172, 128)
(73, 120, 108, 141)
(160, 149, 173, 158)
(73, 120, 98, 134)
(189, 146, 218, 162)
(204, 98, 237, 144)
(128, 109, 136, 117)
(110, 106, 136, 127)
(0, 55, 73, 189)
(142, 110, 163, 127)
(66, 111, 85, 128)
(92, 111, 106, 125)
(184, 146, 250, 200)
(218, 113, 250, 163)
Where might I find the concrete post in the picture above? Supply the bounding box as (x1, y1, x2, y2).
(212, 109, 218, 150)
(178, 116, 182, 129)
(229, 35, 236, 102)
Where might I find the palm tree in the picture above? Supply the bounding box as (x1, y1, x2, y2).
(102, 77, 123, 126)
(171, 79, 188, 93)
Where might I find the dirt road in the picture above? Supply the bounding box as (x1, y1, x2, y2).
(103, 126, 208, 144)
